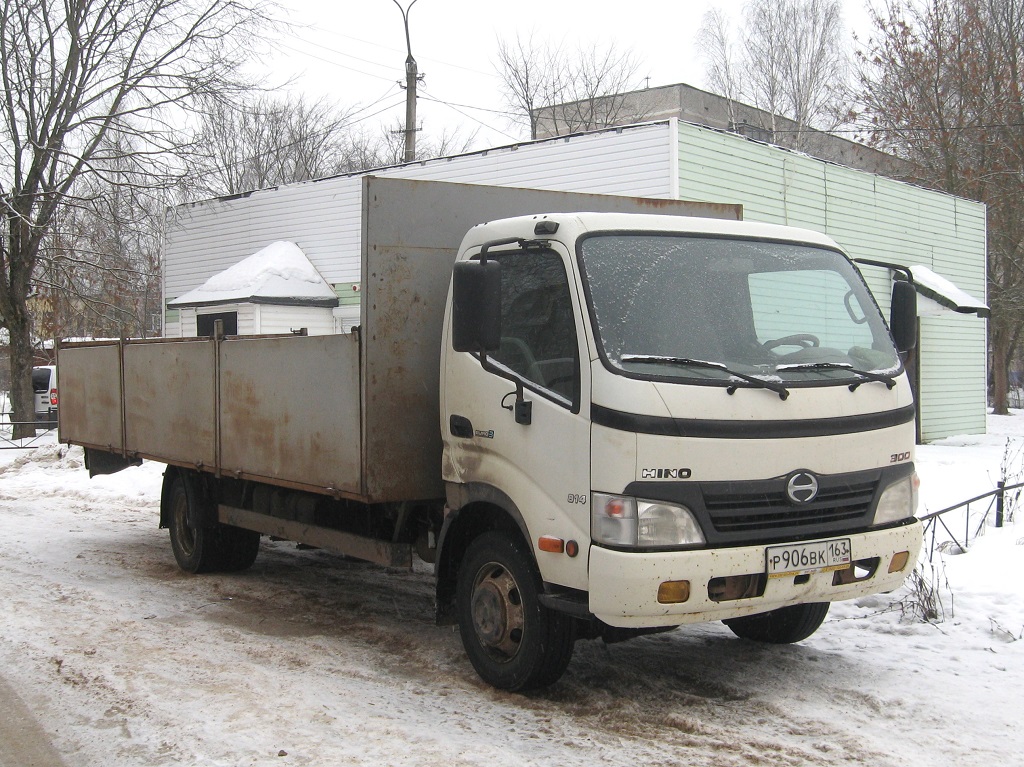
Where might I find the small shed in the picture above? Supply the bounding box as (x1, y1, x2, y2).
(167, 241, 339, 337)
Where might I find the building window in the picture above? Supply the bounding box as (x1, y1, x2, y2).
(196, 311, 238, 337)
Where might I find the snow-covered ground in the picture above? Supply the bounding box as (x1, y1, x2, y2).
(0, 417, 1021, 766)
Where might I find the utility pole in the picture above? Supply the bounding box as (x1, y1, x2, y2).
(392, 0, 420, 163)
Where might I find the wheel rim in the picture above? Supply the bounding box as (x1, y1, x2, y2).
(470, 562, 524, 662)
(171, 489, 196, 557)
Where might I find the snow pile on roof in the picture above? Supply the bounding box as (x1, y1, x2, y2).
(169, 241, 338, 307)
(910, 264, 989, 317)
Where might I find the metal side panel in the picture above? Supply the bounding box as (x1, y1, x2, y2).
(57, 343, 124, 452)
(123, 339, 216, 467)
(219, 505, 409, 567)
(219, 333, 361, 495)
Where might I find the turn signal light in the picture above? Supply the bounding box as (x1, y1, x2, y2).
(538, 536, 564, 554)
(657, 580, 690, 604)
(889, 551, 911, 573)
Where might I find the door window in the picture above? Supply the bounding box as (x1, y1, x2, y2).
(488, 250, 579, 407)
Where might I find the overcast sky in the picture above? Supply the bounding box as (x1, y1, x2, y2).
(265, 0, 875, 151)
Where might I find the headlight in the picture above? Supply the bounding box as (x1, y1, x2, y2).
(873, 473, 919, 526)
(592, 493, 706, 548)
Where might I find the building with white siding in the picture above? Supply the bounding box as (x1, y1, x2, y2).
(164, 119, 987, 440)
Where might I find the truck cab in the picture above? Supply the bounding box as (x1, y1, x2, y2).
(440, 212, 922, 689)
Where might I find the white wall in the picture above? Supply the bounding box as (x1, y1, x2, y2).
(256, 304, 336, 336)
(163, 122, 677, 305)
(171, 304, 335, 337)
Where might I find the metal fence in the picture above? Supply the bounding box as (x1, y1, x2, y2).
(0, 412, 57, 450)
(918, 480, 1021, 562)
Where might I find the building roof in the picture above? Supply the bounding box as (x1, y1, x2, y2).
(532, 82, 911, 179)
(910, 265, 990, 318)
(168, 241, 339, 309)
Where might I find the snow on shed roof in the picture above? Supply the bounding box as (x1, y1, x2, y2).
(909, 265, 989, 318)
(168, 241, 339, 309)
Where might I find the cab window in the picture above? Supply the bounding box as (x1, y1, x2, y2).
(489, 250, 580, 407)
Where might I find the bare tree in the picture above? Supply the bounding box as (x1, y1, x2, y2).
(40, 155, 165, 341)
(699, 0, 851, 147)
(0, 0, 270, 436)
(742, 0, 792, 131)
(698, 7, 743, 127)
(859, 0, 1024, 414)
(188, 94, 482, 200)
(345, 121, 478, 169)
(495, 33, 647, 139)
(189, 94, 357, 198)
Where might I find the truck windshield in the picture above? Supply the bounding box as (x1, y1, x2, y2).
(578, 234, 901, 386)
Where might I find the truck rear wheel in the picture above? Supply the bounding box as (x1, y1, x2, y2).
(723, 602, 830, 644)
(165, 472, 260, 573)
(456, 531, 575, 691)
(217, 526, 261, 572)
(167, 473, 220, 574)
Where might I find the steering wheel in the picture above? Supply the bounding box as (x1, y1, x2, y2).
(498, 337, 544, 383)
(763, 333, 820, 351)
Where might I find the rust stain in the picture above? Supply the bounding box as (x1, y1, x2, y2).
(625, 197, 742, 220)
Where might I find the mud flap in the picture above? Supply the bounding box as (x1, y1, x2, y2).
(85, 448, 141, 478)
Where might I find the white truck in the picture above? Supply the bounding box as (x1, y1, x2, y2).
(59, 177, 923, 690)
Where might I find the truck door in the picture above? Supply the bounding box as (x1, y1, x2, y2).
(445, 245, 591, 589)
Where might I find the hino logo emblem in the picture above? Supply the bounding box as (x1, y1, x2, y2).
(786, 471, 819, 504)
(641, 468, 692, 480)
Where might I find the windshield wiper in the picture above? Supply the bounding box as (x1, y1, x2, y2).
(776, 362, 897, 391)
(621, 354, 790, 400)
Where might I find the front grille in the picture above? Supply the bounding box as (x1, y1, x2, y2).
(704, 479, 876, 535)
(625, 465, 911, 546)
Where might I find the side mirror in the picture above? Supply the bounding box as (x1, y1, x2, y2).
(890, 279, 918, 353)
(452, 259, 501, 353)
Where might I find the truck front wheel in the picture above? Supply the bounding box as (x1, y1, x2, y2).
(456, 531, 575, 691)
(723, 602, 830, 644)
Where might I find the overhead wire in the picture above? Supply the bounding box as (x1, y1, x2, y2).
(418, 88, 521, 141)
(292, 27, 501, 80)
(273, 31, 519, 144)
(276, 41, 398, 84)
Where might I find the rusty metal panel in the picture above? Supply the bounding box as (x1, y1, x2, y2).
(57, 343, 123, 451)
(359, 176, 738, 503)
(219, 506, 410, 567)
(123, 339, 216, 467)
(219, 333, 361, 495)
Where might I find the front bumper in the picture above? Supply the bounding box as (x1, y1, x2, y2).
(588, 521, 922, 627)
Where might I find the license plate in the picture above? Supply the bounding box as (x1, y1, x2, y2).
(766, 538, 852, 578)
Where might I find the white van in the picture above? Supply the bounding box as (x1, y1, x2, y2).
(32, 365, 58, 424)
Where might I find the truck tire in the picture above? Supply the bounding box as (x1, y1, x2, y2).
(217, 526, 261, 572)
(166, 473, 222, 574)
(723, 602, 830, 644)
(456, 531, 575, 691)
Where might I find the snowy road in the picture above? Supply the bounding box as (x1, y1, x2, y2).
(0, 442, 1021, 766)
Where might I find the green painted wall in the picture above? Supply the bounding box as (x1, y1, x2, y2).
(675, 122, 988, 440)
